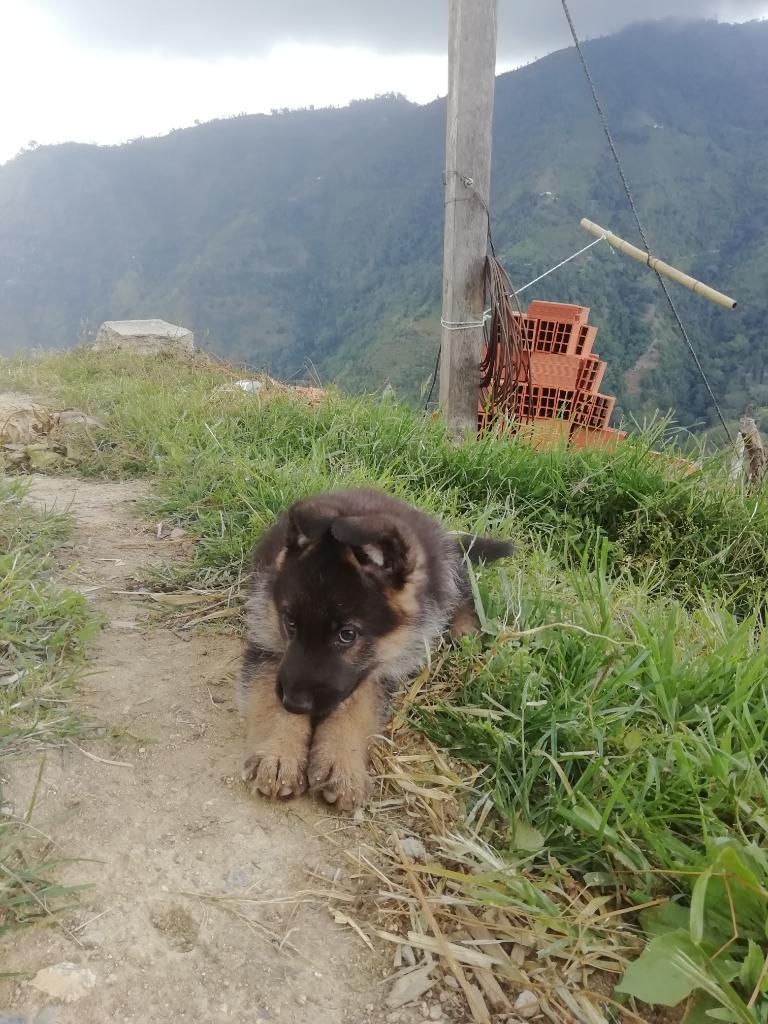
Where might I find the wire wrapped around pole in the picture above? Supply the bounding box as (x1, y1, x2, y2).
(479, 254, 533, 434)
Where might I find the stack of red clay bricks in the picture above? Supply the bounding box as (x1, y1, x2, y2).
(479, 299, 626, 451)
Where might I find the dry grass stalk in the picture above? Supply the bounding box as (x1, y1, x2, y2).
(395, 835, 491, 1024)
(327, 724, 648, 1024)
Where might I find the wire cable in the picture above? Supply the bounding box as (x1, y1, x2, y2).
(560, 0, 735, 445)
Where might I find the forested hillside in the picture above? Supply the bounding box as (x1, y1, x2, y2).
(1, 19, 766, 429)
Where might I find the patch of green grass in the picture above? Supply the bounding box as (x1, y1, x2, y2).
(416, 542, 768, 877)
(0, 476, 94, 934)
(4, 350, 768, 611)
(616, 840, 768, 1022)
(0, 478, 94, 744)
(5, 349, 768, 1016)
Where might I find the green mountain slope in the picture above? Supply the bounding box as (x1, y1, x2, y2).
(1, 19, 766, 430)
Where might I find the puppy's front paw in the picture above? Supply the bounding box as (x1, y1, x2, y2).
(242, 752, 308, 799)
(308, 745, 372, 811)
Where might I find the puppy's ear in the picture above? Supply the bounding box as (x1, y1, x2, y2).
(331, 515, 414, 584)
(285, 497, 338, 550)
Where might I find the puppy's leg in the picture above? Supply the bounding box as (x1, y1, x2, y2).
(309, 677, 382, 811)
(241, 645, 311, 799)
(448, 601, 481, 639)
(449, 564, 481, 639)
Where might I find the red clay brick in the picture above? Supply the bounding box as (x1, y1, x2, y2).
(570, 425, 627, 451)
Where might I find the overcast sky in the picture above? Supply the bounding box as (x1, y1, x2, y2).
(1, 0, 765, 164)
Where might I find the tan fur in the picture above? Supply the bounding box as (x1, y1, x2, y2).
(297, 538, 319, 558)
(241, 487, 511, 812)
(388, 565, 426, 621)
(244, 579, 283, 653)
(449, 602, 481, 638)
(371, 621, 430, 681)
(241, 662, 312, 798)
(308, 677, 382, 811)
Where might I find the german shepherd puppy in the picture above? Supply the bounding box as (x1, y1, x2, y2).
(239, 488, 511, 810)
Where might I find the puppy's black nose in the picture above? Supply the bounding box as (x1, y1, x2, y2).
(283, 695, 314, 715)
(278, 683, 315, 715)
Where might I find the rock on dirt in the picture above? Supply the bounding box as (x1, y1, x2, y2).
(0, 394, 104, 444)
(0, 394, 52, 445)
(0, 393, 106, 472)
(514, 989, 540, 1019)
(386, 965, 435, 1008)
(53, 410, 105, 431)
(29, 964, 97, 1003)
(92, 319, 194, 355)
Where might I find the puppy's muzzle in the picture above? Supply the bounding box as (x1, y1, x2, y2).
(276, 678, 315, 715)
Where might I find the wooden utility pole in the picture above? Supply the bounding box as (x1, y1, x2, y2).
(439, 0, 498, 439)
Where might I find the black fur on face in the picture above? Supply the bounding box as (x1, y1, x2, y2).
(273, 508, 408, 716)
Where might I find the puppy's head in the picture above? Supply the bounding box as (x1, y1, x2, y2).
(272, 497, 416, 717)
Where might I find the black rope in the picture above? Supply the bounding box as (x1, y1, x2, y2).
(560, 0, 735, 446)
(424, 346, 441, 410)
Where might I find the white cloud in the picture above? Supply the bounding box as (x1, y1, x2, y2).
(1, 1, 766, 164)
(31, 0, 768, 58)
(0, 1, 459, 163)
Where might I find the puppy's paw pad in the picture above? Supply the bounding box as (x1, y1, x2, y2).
(242, 753, 307, 800)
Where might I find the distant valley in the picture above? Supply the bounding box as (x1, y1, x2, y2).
(1, 19, 767, 430)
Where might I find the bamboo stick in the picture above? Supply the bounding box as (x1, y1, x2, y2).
(580, 218, 737, 310)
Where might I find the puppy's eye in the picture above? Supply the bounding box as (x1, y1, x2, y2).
(283, 612, 296, 635)
(337, 627, 357, 645)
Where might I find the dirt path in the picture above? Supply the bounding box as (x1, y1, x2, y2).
(0, 476, 388, 1024)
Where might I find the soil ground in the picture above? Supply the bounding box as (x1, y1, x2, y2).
(0, 476, 396, 1024)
